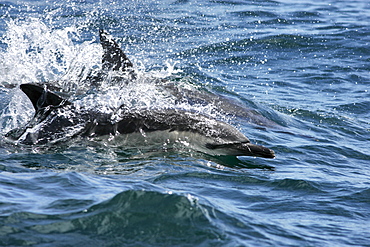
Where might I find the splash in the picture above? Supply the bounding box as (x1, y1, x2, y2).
(0, 89, 32, 135)
(0, 19, 82, 86)
(0, 18, 230, 139)
(0, 18, 98, 134)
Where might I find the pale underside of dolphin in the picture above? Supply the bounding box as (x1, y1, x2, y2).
(5, 30, 275, 158)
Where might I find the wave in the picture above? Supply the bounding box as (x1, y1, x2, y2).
(0, 190, 228, 246)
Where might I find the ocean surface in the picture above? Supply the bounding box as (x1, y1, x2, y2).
(0, 0, 369, 246)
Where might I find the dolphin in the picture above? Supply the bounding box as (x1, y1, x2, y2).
(5, 83, 275, 158)
(97, 30, 278, 127)
(4, 30, 275, 158)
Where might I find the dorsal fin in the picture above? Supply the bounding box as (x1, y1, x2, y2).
(99, 29, 134, 72)
(20, 84, 70, 111)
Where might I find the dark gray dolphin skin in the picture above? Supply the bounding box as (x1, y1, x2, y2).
(6, 84, 275, 158)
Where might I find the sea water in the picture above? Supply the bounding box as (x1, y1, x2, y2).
(0, 0, 369, 246)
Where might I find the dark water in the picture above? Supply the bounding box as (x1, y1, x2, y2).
(1, 0, 370, 246)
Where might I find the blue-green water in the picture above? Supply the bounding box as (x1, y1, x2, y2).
(1, 0, 370, 246)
